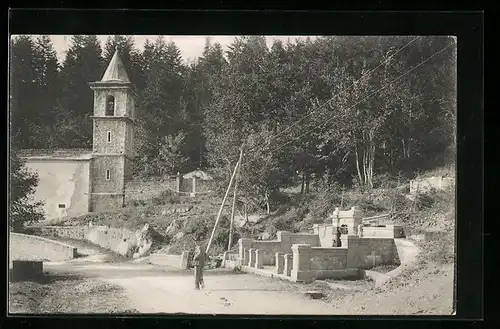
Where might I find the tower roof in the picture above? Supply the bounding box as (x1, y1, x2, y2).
(101, 50, 130, 83)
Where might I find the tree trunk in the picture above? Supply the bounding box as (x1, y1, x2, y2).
(244, 203, 249, 223)
(300, 172, 305, 194)
(367, 130, 375, 189)
(305, 171, 310, 193)
(354, 143, 363, 185)
(265, 191, 270, 214)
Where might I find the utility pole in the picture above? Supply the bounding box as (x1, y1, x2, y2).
(206, 151, 242, 254)
(228, 146, 244, 251)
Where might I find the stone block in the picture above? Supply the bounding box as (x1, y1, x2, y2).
(291, 269, 314, 283)
(11, 260, 44, 281)
(291, 244, 311, 272)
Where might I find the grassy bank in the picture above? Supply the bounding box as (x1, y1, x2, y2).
(9, 272, 138, 314)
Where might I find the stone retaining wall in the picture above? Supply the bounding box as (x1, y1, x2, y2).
(148, 251, 191, 269)
(31, 225, 138, 257)
(9, 232, 77, 262)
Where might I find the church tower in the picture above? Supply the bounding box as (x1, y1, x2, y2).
(89, 50, 135, 212)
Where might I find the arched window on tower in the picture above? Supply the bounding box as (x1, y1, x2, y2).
(106, 95, 115, 116)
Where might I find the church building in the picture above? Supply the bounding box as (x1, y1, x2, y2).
(19, 51, 136, 221)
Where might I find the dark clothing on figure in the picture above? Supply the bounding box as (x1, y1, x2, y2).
(193, 247, 206, 290)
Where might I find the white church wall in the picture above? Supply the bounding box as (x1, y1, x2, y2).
(24, 159, 91, 222)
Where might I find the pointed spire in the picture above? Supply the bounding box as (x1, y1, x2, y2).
(101, 49, 130, 83)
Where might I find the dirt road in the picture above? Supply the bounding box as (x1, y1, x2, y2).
(44, 261, 338, 315)
(34, 236, 454, 315)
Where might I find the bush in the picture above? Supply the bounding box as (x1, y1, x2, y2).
(352, 196, 387, 217)
(309, 190, 345, 220)
(131, 199, 147, 207)
(183, 218, 210, 240)
(415, 191, 436, 210)
(152, 190, 180, 206)
(9, 153, 45, 232)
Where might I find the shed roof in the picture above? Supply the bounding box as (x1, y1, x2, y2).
(183, 170, 213, 180)
(18, 149, 93, 161)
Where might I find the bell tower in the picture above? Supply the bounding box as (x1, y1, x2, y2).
(89, 50, 136, 211)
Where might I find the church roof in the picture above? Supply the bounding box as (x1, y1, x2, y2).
(101, 50, 130, 83)
(18, 149, 93, 160)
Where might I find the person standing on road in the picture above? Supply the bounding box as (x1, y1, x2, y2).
(193, 244, 206, 290)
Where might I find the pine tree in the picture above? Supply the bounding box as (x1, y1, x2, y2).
(103, 35, 144, 90)
(10, 36, 39, 149)
(59, 35, 104, 148)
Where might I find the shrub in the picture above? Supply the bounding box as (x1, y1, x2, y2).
(152, 190, 181, 206)
(309, 192, 343, 220)
(131, 199, 147, 207)
(352, 197, 387, 217)
(9, 153, 45, 232)
(415, 191, 436, 210)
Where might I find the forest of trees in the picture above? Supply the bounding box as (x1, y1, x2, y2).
(10, 35, 456, 213)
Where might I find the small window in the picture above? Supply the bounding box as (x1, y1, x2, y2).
(106, 95, 115, 116)
(58, 204, 66, 209)
(106, 169, 111, 180)
(107, 131, 111, 142)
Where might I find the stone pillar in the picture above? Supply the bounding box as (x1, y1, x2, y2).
(275, 252, 284, 274)
(312, 224, 319, 235)
(291, 244, 313, 282)
(175, 172, 183, 194)
(283, 254, 293, 276)
(248, 248, 256, 267)
(351, 206, 363, 236)
(239, 238, 252, 266)
(192, 176, 196, 196)
(255, 249, 264, 269)
(345, 235, 362, 270)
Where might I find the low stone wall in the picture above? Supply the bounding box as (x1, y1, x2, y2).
(223, 250, 239, 268)
(289, 244, 359, 282)
(238, 231, 321, 267)
(309, 247, 348, 271)
(148, 251, 191, 270)
(343, 236, 400, 269)
(31, 225, 139, 258)
(313, 223, 405, 244)
(282, 232, 320, 251)
(247, 241, 282, 266)
(362, 225, 405, 238)
(9, 233, 77, 262)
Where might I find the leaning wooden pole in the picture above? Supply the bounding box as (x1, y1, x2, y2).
(206, 155, 241, 254)
(227, 147, 244, 251)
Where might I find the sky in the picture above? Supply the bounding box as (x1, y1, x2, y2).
(33, 35, 316, 64)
